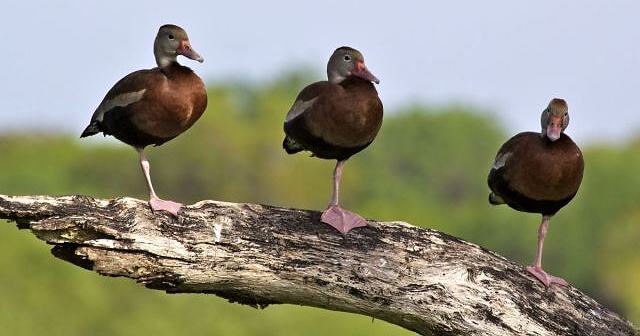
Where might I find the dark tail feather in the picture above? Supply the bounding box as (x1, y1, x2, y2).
(488, 192, 505, 205)
(283, 136, 303, 154)
(80, 121, 101, 138)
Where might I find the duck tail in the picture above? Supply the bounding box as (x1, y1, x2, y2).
(283, 136, 304, 155)
(80, 121, 101, 138)
(489, 192, 505, 205)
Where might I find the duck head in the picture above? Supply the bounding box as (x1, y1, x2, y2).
(327, 47, 379, 85)
(154, 24, 203, 68)
(541, 98, 569, 142)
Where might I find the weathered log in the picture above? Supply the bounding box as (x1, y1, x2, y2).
(0, 194, 636, 336)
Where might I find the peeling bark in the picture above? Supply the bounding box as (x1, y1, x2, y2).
(0, 194, 636, 336)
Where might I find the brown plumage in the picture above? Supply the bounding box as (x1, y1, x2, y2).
(487, 98, 584, 287)
(81, 26, 207, 148)
(488, 132, 584, 215)
(282, 47, 383, 234)
(283, 76, 383, 160)
(80, 24, 207, 216)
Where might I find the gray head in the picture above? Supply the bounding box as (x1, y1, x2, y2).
(540, 98, 570, 142)
(327, 47, 379, 85)
(154, 24, 203, 68)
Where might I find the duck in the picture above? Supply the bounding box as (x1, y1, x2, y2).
(487, 98, 584, 287)
(283, 46, 383, 234)
(80, 24, 207, 216)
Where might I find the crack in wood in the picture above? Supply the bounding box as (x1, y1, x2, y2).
(0, 194, 637, 336)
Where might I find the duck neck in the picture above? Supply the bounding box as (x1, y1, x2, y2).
(541, 132, 563, 144)
(339, 76, 374, 90)
(328, 69, 346, 84)
(156, 54, 178, 68)
(154, 40, 179, 68)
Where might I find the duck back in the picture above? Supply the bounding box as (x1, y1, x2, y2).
(284, 77, 383, 160)
(91, 63, 207, 148)
(488, 132, 584, 215)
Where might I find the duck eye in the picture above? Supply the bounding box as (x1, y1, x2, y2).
(168, 34, 175, 40)
(343, 55, 351, 62)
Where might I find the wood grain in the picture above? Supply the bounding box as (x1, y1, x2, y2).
(0, 194, 636, 336)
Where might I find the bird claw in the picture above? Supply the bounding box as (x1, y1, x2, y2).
(526, 266, 568, 287)
(321, 205, 368, 234)
(149, 198, 183, 217)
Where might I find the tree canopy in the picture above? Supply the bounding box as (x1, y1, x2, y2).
(0, 72, 638, 335)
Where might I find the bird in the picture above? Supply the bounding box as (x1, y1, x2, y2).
(80, 24, 207, 216)
(487, 98, 584, 287)
(283, 46, 383, 234)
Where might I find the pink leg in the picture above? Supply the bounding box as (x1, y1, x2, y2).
(137, 148, 182, 216)
(320, 160, 368, 234)
(526, 215, 568, 287)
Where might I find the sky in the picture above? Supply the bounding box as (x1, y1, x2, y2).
(1, 1, 640, 144)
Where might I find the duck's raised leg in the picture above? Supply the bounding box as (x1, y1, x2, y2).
(526, 215, 568, 287)
(137, 148, 182, 216)
(320, 160, 368, 234)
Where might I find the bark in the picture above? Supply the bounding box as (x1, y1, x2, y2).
(0, 194, 636, 336)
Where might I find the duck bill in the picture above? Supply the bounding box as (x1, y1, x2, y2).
(352, 62, 380, 84)
(546, 125, 562, 141)
(178, 40, 204, 63)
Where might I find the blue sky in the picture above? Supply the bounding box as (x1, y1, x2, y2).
(2, 1, 639, 143)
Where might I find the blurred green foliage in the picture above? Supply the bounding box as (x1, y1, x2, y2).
(0, 71, 638, 335)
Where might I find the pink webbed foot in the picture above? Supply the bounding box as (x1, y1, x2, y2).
(526, 266, 568, 287)
(149, 197, 183, 217)
(320, 205, 368, 234)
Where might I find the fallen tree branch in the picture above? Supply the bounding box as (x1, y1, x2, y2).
(0, 194, 636, 336)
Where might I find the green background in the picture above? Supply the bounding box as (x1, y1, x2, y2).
(1, 72, 638, 335)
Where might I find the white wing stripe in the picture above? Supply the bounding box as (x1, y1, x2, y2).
(95, 89, 147, 121)
(285, 97, 317, 122)
(492, 152, 512, 170)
